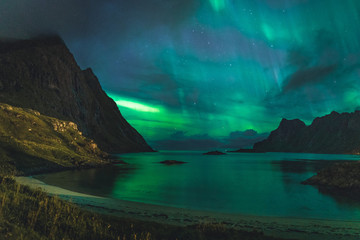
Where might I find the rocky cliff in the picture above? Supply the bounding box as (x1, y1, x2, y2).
(254, 111, 360, 154)
(0, 103, 110, 175)
(0, 35, 153, 153)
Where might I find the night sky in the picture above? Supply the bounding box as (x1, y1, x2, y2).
(1, 0, 360, 150)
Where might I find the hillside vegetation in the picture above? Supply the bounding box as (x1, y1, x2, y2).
(0, 103, 109, 175)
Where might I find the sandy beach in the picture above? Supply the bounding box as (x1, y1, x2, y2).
(16, 176, 360, 240)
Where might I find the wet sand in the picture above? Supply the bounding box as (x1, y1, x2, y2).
(16, 176, 360, 240)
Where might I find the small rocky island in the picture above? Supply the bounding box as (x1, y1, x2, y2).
(159, 160, 187, 165)
(203, 151, 226, 155)
(251, 111, 360, 199)
(302, 161, 360, 195)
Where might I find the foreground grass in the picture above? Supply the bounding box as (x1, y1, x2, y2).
(0, 175, 281, 240)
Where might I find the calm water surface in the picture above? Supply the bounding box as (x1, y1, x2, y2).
(35, 151, 360, 220)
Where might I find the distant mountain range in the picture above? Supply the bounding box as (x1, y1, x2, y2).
(0, 35, 153, 153)
(254, 111, 360, 154)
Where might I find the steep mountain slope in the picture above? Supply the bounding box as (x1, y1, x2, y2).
(254, 111, 360, 154)
(0, 35, 153, 153)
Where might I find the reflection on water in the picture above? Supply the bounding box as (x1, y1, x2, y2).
(35, 151, 360, 220)
(35, 165, 137, 197)
(314, 186, 360, 208)
(271, 159, 343, 174)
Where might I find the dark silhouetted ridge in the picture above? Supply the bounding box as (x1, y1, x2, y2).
(254, 111, 360, 154)
(0, 36, 153, 153)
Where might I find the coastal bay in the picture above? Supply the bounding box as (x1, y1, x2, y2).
(16, 175, 360, 240)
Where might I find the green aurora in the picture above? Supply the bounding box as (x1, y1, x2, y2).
(102, 0, 360, 148)
(2, 0, 360, 149)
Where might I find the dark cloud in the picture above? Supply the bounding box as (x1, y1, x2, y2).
(262, 93, 318, 122)
(222, 130, 269, 149)
(313, 29, 336, 54)
(151, 139, 221, 151)
(107, 71, 183, 108)
(170, 131, 187, 139)
(119, 0, 200, 28)
(150, 131, 221, 151)
(137, 73, 182, 107)
(0, 0, 199, 39)
(281, 30, 342, 92)
(264, 0, 309, 8)
(286, 48, 311, 69)
(229, 129, 258, 138)
(264, 27, 360, 121)
(282, 64, 337, 92)
(0, 0, 95, 38)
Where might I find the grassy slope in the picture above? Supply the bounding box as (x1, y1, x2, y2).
(0, 103, 109, 175)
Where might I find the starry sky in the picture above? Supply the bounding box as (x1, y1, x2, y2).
(1, 0, 360, 150)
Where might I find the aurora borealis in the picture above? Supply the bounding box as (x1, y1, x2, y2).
(1, 0, 360, 149)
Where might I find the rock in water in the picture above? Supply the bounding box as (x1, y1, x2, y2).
(0, 35, 153, 153)
(254, 111, 360, 154)
(203, 151, 226, 155)
(302, 161, 360, 196)
(159, 160, 187, 165)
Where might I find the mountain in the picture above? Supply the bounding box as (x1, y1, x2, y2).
(0, 103, 110, 175)
(253, 111, 360, 154)
(0, 35, 153, 153)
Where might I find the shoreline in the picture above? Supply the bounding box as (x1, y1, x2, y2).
(17, 157, 126, 177)
(15, 176, 360, 240)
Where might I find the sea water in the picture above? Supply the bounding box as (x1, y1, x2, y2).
(34, 151, 360, 220)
